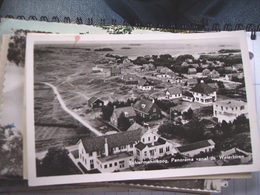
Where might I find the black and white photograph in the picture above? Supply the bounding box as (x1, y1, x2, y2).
(26, 32, 260, 186)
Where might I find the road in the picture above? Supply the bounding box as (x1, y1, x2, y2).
(42, 82, 103, 136)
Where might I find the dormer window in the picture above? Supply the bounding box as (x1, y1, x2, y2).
(141, 104, 146, 109)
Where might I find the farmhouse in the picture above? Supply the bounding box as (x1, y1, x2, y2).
(133, 99, 161, 121)
(110, 106, 136, 127)
(191, 81, 217, 104)
(165, 86, 182, 99)
(213, 100, 248, 123)
(88, 97, 104, 109)
(177, 139, 215, 157)
(137, 78, 153, 91)
(182, 91, 194, 102)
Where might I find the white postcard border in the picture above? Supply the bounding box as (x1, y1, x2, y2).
(25, 31, 260, 186)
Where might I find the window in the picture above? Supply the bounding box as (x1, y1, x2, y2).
(109, 163, 112, 167)
(142, 138, 145, 142)
(119, 160, 125, 168)
(166, 146, 170, 152)
(221, 106, 223, 110)
(104, 164, 107, 169)
(159, 148, 163, 154)
(148, 137, 150, 141)
(240, 106, 245, 110)
(137, 150, 140, 156)
(114, 162, 118, 166)
(150, 150, 155, 156)
(153, 108, 156, 112)
(154, 136, 156, 140)
(89, 152, 92, 157)
(196, 97, 199, 101)
(215, 111, 217, 115)
(144, 151, 147, 156)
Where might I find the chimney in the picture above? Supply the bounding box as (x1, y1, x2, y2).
(104, 138, 109, 156)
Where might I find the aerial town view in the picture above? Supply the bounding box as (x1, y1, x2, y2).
(33, 37, 253, 177)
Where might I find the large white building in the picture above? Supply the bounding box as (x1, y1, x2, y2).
(213, 100, 248, 123)
(191, 81, 217, 104)
(77, 128, 174, 173)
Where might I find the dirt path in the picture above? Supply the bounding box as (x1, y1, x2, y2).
(42, 82, 103, 136)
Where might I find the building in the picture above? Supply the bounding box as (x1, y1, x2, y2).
(133, 99, 161, 121)
(135, 131, 174, 161)
(77, 129, 143, 173)
(110, 106, 136, 127)
(137, 78, 153, 91)
(77, 128, 175, 173)
(182, 91, 194, 102)
(186, 78, 198, 88)
(191, 81, 217, 104)
(210, 70, 220, 78)
(121, 74, 138, 84)
(188, 68, 197, 75)
(92, 66, 103, 73)
(88, 97, 104, 109)
(165, 86, 182, 99)
(176, 139, 215, 157)
(110, 66, 122, 76)
(213, 100, 248, 123)
(202, 69, 211, 76)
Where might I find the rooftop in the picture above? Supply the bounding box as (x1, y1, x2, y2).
(167, 86, 182, 95)
(177, 139, 215, 153)
(98, 152, 132, 163)
(113, 106, 136, 119)
(133, 99, 158, 114)
(191, 82, 215, 94)
(80, 129, 146, 153)
(215, 100, 246, 108)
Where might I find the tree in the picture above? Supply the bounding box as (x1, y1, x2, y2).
(38, 146, 72, 176)
(102, 102, 114, 120)
(183, 108, 193, 120)
(7, 32, 26, 67)
(117, 113, 131, 131)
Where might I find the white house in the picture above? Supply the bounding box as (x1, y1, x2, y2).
(213, 100, 248, 123)
(165, 86, 182, 99)
(182, 91, 194, 102)
(177, 139, 215, 157)
(134, 129, 175, 161)
(137, 78, 153, 91)
(77, 129, 143, 173)
(191, 81, 217, 104)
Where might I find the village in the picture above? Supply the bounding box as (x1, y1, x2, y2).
(62, 49, 252, 174)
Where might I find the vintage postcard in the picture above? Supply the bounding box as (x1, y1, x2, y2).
(26, 32, 260, 186)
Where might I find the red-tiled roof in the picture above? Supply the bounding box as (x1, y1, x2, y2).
(177, 139, 215, 153)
